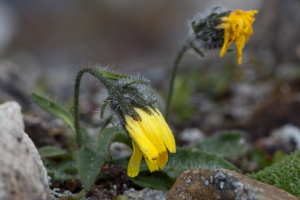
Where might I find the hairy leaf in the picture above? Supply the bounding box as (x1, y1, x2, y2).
(77, 127, 130, 190)
(98, 127, 131, 160)
(76, 146, 105, 190)
(110, 157, 149, 173)
(38, 146, 69, 158)
(44, 159, 77, 182)
(97, 69, 128, 80)
(164, 148, 238, 179)
(195, 130, 246, 158)
(32, 93, 75, 133)
(130, 172, 173, 191)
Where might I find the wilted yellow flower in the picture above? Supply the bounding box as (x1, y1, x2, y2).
(125, 107, 176, 177)
(217, 9, 258, 64)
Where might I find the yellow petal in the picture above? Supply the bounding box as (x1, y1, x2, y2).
(125, 107, 177, 176)
(219, 26, 233, 57)
(145, 157, 159, 172)
(135, 108, 167, 154)
(151, 109, 176, 153)
(235, 34, 246, 65)
(217, 9, 258, 64)
(125, 115, 159, 161)
(127, 141, 143, 177)
(157, 151, 168, 169)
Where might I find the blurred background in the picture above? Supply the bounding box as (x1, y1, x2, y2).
(0, 0, 262, 97)
(1, 0, 300, 152)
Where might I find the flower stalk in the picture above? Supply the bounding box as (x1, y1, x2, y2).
(74, 67, 176, 176)
(74, 67, 112, 148)
(165, 43, 189, 122)
(165, 40, 204, 122)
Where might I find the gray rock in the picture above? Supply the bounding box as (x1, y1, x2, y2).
(167, 168, 298, 200)
(124, 187, 167, 200)
(256, 124, 300, 154)
(179, 128, 205, 147)
(0, 101, 52, 200)
(0, 62, 32, 111)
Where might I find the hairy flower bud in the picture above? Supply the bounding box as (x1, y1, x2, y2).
(191, 6, 230, 49)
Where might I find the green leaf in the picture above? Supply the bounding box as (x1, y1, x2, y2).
(98, 69, 129, 80)
(44, 159, 77, 182)
(81, 127, 98, 151)
(98, 127, 131, 160)
(76, 127, 130, 190)
(76, 145, 105, 190)
(32, 93, 75, 133)
(110, 157, 149, 173)
(130, 172, 173, 191)
(249, 150, 300, 198)
(38, 146, 69, 158)
(164, 148, 238, 179)
(195, 131, 246, 158)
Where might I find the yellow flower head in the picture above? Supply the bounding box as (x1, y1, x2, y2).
(217, 9, 258, 65)
(101, 72, 175, 177)
(125, 107, 176, 177)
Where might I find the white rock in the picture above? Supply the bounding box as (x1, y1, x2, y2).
(0, 101, 52, 200)
(272, 124, 300, 150)
(179, 128, 205, 147)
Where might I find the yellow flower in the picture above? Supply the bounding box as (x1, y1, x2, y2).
(125, 107, 176, 177)
(217, 9, 258, 65)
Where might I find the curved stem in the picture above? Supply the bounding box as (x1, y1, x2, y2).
(165, 39, 205, 122)
(74, 67, 112, 148)
(165, 44, 190, 122)
(189, 42, 205, 58)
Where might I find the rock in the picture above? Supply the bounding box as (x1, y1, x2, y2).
(123, 187, 167, 200)
(0, 62, 32, 111)
(256, 124, 300, 155)
(167, 168, 298, 200)
(179, 128, 205, 147)
(0, 101, 52, 200)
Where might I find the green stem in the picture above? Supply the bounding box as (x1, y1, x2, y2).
(165, 40, 205, 122)
(74, 67, 112, 148)
(101, 115, 113, 131)
(165, 44, 190, 121)
(189, 42, 205, 57)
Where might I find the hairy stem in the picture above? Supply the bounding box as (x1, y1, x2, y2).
(74, 67, 112, 147)
(165, 40, 204, 122)
(165, 44, 190, 122)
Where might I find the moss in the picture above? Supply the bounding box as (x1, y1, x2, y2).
(249, 150, 300, 198)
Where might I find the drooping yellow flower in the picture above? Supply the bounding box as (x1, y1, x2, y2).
(217, 9, 258, 65)
(125, 107, 176, 177)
